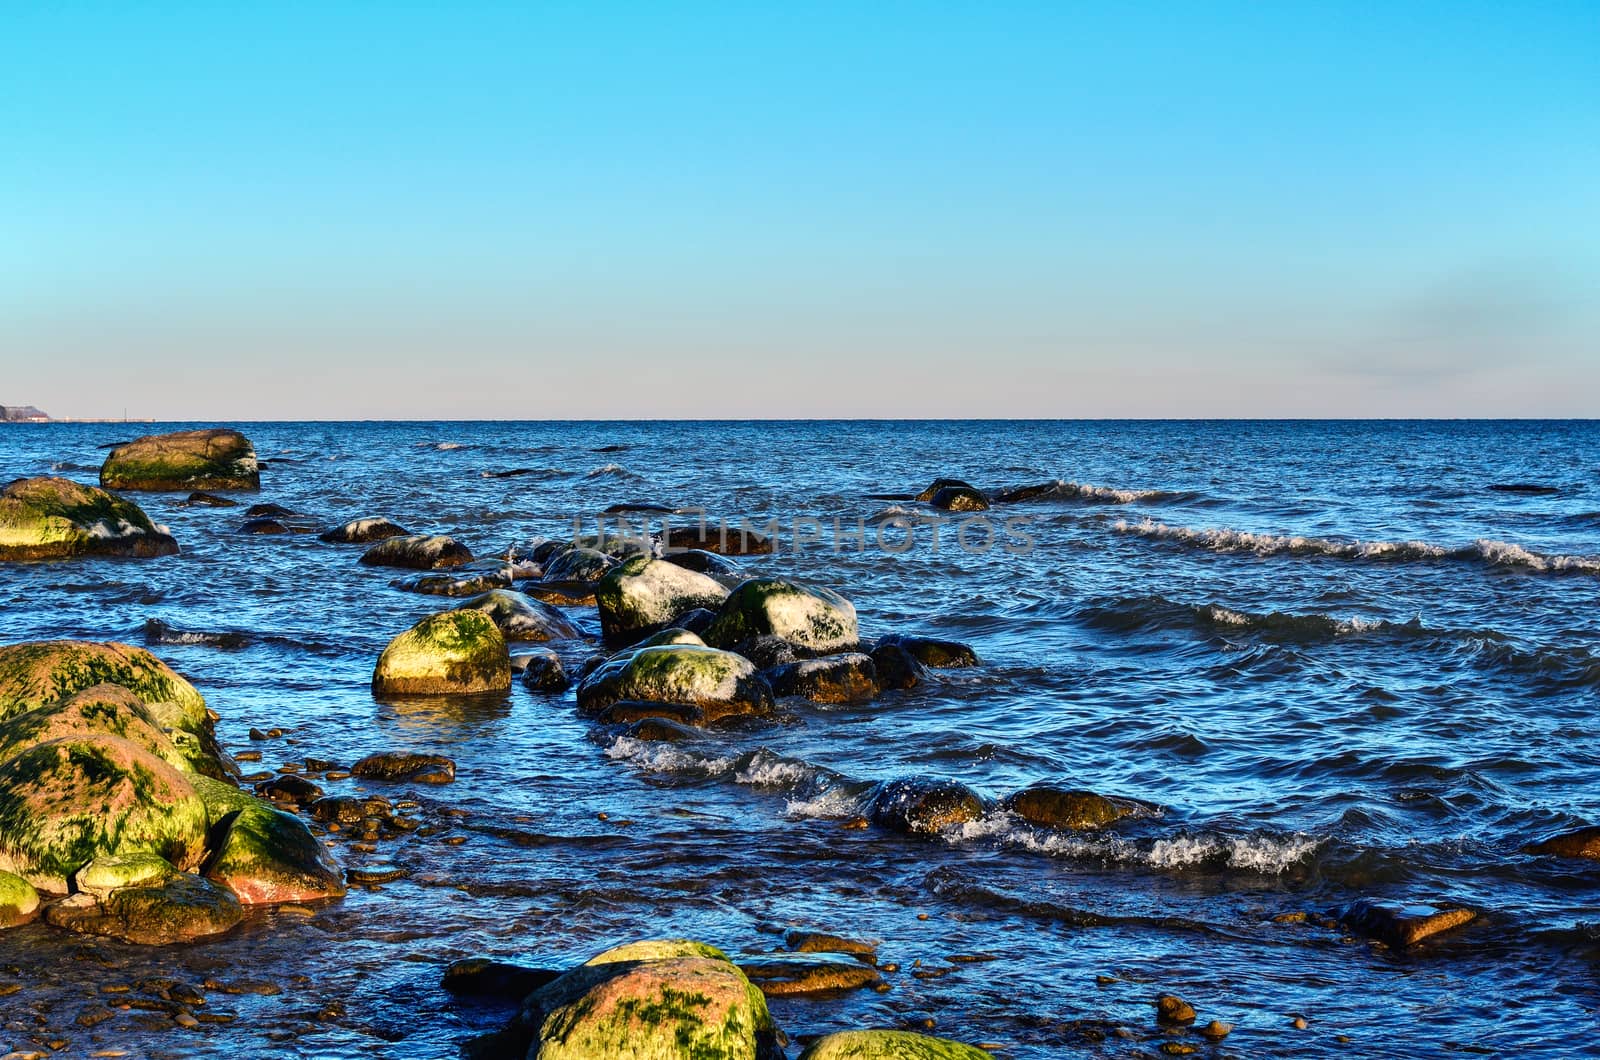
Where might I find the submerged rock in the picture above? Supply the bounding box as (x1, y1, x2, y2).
(454, 590, 579, 642)
(596, 555, 731, 642)
(799, 1031, 994, 1059)
(100, 428, 260, 491)
(765, 654, 878, 704)
(0, 735, 209, 892)
(623, 717, 703, 743)
(45, 871, 243, 945)
(869, 777, 986, 836)
(181, 491, 239, 507)
(1001, 786, 1148, 830)
(360, 534, 474, 570)
(1523, 825, 1600, 860)
(1338, 900, 1476, 948)
(0, 477, 178, 561)
(595, 700, 706, 727)
(442, 958, 561, 1000)
(914, 478, 982, 503)
(202, 799, 346, 904)
(0, 870, 39, 928)
(703, 579, 859, 655)
(372, 611, 511, 696)
(392, 565, 514, 596)
(352, 752, 455, 784)
(876, 634, 979, 668)
(577, 644, 773, 724)
(662, 549, 744, 577)
(738, 953, 884, 997)
(319, 516, 411, 544)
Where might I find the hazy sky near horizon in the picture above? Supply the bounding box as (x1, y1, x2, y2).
(3, 2, 1597, 419)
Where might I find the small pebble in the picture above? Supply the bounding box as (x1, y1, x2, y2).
(173, 1010, 199, 1028)
(1292, 1016, 1309, 1030)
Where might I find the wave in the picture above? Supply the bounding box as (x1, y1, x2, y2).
(49, 461, 99, 473)
(1075, 594, 1411, 643)
(1114, 518, 1600, 574)
(996, 480, 1198, 505)
(603, 737, 825, 792)
(956, 813, 1320, 874)
(584, 463, 643, 481)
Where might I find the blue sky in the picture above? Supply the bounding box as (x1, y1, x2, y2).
(3, 2, 1596, 418)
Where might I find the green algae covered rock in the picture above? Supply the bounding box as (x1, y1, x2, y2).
(596, 555, 731, 642)
(868, 777, 986, 836)
(0, 477, 179, 561)
(704, 579, 859, 655)
(0, 683, 192, 775)
(203, 798, 346, 904)
(0, 869, 39, 928)
(519, 938, 779, 1060)
(541, 545, 619, 584)
(766, 653, 878, 704)
(1001, 786, 1150, 831)
(453, 589, 580, 642)
(45, 871, 243, 945)
(0, 735, 209, 892)
(372, 610, 511, 696)
(100, 428, 260, 491)
(73, 851, 177, 899)
(360, 533, 475, 570)
(799, 1030, 994, 1060)
(576, 644, 773, 724)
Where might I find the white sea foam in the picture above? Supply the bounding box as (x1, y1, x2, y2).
(785, 786, 867, 820)
(958, 813, 1319, 874)
(603, 736, 734, 776)
(733, 749, 812, 788)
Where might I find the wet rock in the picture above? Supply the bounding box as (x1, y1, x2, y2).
(675, 607, 718, 636)
(142, 619, 249, 651)
(990, 482, 1056, 503)
(662, 549, 744, 577)
(351, 752, 456, 784)
(319, 517, 411, 544)
(738, 953, 883, 997)
(869, 643, 928, 690)
(876, 635, 979, 668)
(623, 717, 702, 742)
(594, 701, 706, 727)
(635, 627, 710, 649)
(928, 486, 990, 512)
(765, 654, 878, 704)
(254, 774, 324, 802)
(1337, 900, 1476, 948)
(703, 579, 859, 655)
(1155, 995, 1196, 1025)
(202, 798, 346, 903)
(99, 428, 260, 491)
(509, 939, 779, 1060)
(0, 683, 195, 776)
(1001, 786, 1148, 830)
(0, 477, 179, 561)
(442, 958, 560, 1000)
(595, 555, 732, 643)
(1198, 1020, 1232, 1041)
(392, 564, 515, 596)
(540, 546, 619, 583)
(242, 503, 296, 519)
(0, 870, 39, 928)
(784, 930, 877, 958)
(371, 611, 511, 696)
(307, 795, 391, 826)
(577, 644, 774, 724)
(181, 491, 238, 508)
(518, 649, 570, 693)
(799, 1030, 994, 1059)
(664, 524, 774, 556)
(1523, 825, 1600, 860)
(237, 517, 292, 535)
(914, 478, 982, 503)
(45, 872, 243, 945)
(868, 777, 986, 836)
(360, 533, 474, 570)
(0, 735, 209, 892)
(454, 590, 579, 643)
(73, 852, 177, 899)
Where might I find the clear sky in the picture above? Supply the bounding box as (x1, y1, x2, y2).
(3, 2, 1596, 419)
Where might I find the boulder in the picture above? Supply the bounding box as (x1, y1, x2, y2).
(596, 555, 731, 642)
(511, 939, 779, 1060)
(0, 477, 178, 561)
(577, 645, 773, 724)
(99, 428, 260, 491)
(799, 1031, 994, 1060)
(0, 683, 192, 775)
(868, 777, 985, 836)
(45, 871, 243, 945)
(319, 517, 411, 543)
(914, 478, 981, 503)
(928, 486, 989, 512)
(202, 799, 347, 904)
(454, 590, 579, 642)
(876, 635, 979, 668)
(73, 851, 177, 898)
(372, 611, 511, 696)
(1523, 825, 1600, 860)
(703, 579, 859, 655)
(869, 643, 927, 690)
(1337, 900, 1476, 948)
(518, 649, 571, 693)
(352, 752, 455, 784)
(738, 953, 883, 998)
(0, 870, 39, 928)
(664, 524, 774, 556)
(1001, 786, 1149, 830)
(0, 735, 209, 892)
(360, 534, 474, 570)
(765, 654, 878, 704)
(541, 546, 618, 583)
(392, 565, 514, 596)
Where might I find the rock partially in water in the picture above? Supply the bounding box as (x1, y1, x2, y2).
(914, 478, 982, 503)
(869, 643, 928, 690)
(100, 428, 260, 491)
(352, 752, 455, 784)
(0, 477, 179, 561)
(505, 939, 780, 1060)
(442, 957, 561, 1000)
(623, 717, 702, 743)
(202, 799, 346, 904)
(928, 486, 990, 512)
(1156, 994, 1196, 1026)
(876, 634, 979, 668)
(0, 870, 39, 928)
(869, 777, 985, 836)
(454, 590, 579, 643)
(662, 549, 744, 577)
(703, 579, 859, 655)
(254, 774, 324, 802)
(0, 683, 194, 776)
(181, 491, 239, 508)
(142, 619, 249, 651)
(765, 654, 878, 704)
(595, 701, 706, 727)
(577, 644, 773, 724)
(518, 649, 571, 693)
(45, 871, 243, 945)
(392, 564, 514, 597)
(73, 852, 177, 899)
(1337, 900, 1476, 948)
(784, 930, 877, 958)
(319, 517, 412, 543)
(360, 534, 475, 570)
(664, 524, 774, 556)
(541, 546, 619, 583)
(372, 611, 511, 696)
(0, 735, 210, 892)
(1001, 787, 1149, 830)
(597, 555, 732, 643)
(738, 953, 883, 997)
(1523, 825, 1600, 860)
(799, 1030, 994, 1059)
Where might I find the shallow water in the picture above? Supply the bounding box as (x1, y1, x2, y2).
(2, 420, 1598, 1058)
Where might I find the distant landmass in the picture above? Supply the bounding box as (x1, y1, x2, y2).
(0, 405, 50, 422)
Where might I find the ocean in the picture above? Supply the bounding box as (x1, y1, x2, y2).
(1, 419, 1597, 1058)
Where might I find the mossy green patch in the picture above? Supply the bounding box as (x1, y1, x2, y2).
(372, 610, 511, 695)
(798, 1030, 994, 1060)
(703, 579, 858, 653)
(0, 869, 39, 927)
(576, 645, 771, 723)
(0, 477, 178, 561)
(203, 799, 345, 904)
(99, 428, 259, 491)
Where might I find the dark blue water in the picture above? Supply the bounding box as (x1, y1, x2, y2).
(2, 420, 1598, 1058)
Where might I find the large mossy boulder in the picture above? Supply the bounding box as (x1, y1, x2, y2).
(202, 798, 346, 904)
(0, 870, 39, 928)
(100, 428, 260, 491)
(319, 516, 411, 544)
(596, 555, 731, 642)
(868, 777, 986, 836)
(0, 477, 178, 561)
(799, 1030, 994, 1059)
(0, 735, 209, 892)
(577, 644, 773, 724)
(372, 611, 511, 696)
(513, 939, 780, 1060)
(453, 590, 579, 642)
(703, 579, 859, 655)
(45, 871, 243, 945)
(541, 546, 619, 584)
(360, 534, 474, 570)
(0, 684, 192, 775)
